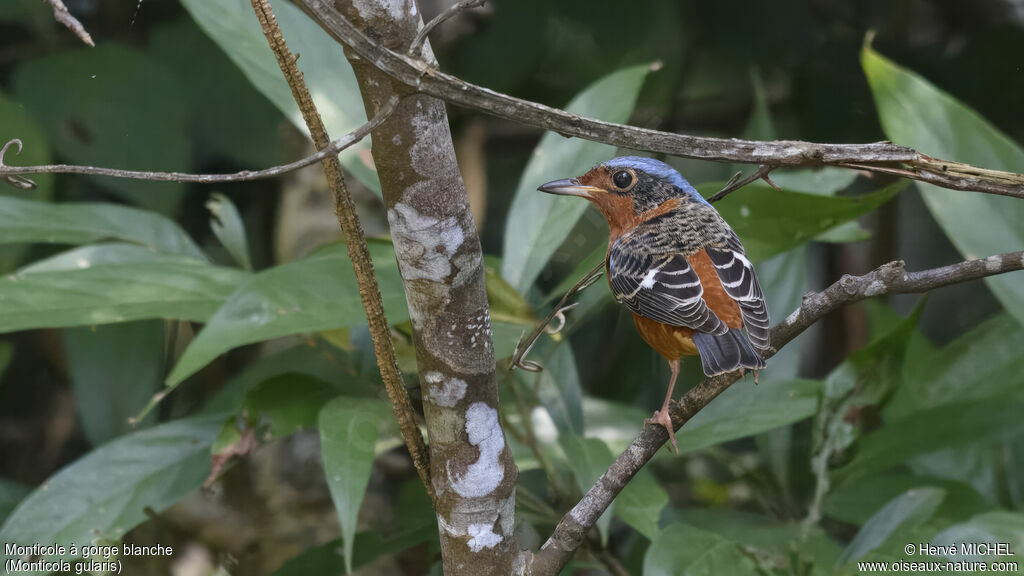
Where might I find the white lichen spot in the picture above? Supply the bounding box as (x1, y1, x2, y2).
(425, 371, 467, 407)
(984, 254, 1001, 272)
(863, 280, 885, 296)
(784, 307, 801, 326)
(448, 402, 504, 498)
(392, 133, 402, 146)
(352, 0, 408, 22)
(466, 523, 502, 552)
(387, 202, 463, 282)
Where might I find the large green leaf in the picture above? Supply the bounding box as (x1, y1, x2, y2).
(675, 379, 821, 454)
(0, 414, 224, 574)
(0, 479, 30, 526)
(178, 0, 379, 191)
(246, 374, 341, 439)
(0, 244, 247, 333)
(837, 487, 945, 565)
(931, 511, 1024, 562)
(0, 196, 205, 259)
(834, 388, 1024, 484)
(0, 90, 52, 202)
(64, 320, 165, 445)
(886, 313, 1024, 420)
(863, 46, 1024, 326)
(703, 181, 903, 262)
(824, 473, 992, 526)
(532, 342, 584, 436)
(559, 435, 616, 544)
(148, 17, 284, 168)
(501, 64, 652, 292)
(167, 242, 408, 387)
(319, 397, 391, 573)
(206, 193, 253, 270)
(614, 468, 668, 540)
(11, 45, 190, 213)
(644, 524, 760, 576)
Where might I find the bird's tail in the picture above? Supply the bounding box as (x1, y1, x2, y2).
(692, 329, 766, 376)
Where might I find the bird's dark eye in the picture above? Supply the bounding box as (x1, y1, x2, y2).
(612, 170, 633, 189)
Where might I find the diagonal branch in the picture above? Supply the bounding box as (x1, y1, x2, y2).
(520, 250, 1024, 575)
(296, 0, 1024, 200)
(43, 0, 94, 47)
(249, 0, 433, 497)
(0, 99, 398, 189)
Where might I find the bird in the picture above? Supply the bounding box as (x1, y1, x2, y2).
(537, 156, 769, 453)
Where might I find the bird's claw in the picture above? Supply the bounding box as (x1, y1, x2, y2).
(644, 409, 678, 455)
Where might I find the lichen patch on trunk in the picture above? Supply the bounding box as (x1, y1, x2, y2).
(447, 402, 504, 498)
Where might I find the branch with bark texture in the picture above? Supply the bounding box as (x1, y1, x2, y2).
(44, 0, 94, 47)
(248, 0, 433, 496)
(0, 99, 397, 188)
(297, 0, 1024, 199)
(519, 249, 1024, 575)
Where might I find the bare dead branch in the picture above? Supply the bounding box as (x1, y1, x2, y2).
(408, 0, 486, 57)
(296, 0, 1024, 200)
(0, 99, 398, 189)
(43, 0, 94, 47)
(249, 0, 433, 497)
(521, 249, 1024, 575)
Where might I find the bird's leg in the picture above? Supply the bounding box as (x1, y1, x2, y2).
(644, 359, 680, 454)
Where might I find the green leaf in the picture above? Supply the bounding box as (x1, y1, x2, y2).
(0, 195, 206, 259)
(533, 343, 584, 435)
(247, 374, 340, 439)
(863, 45, 1024, 327)
(501, 64, 653, 292)
(886, 313, 1024, 420)
(559, 435, 616, 544)
(206, 193, 252, 270)
(931, 511, 1024, 562)
(703, 181, 904, 262)
(63, 320, 165, 445)
(834, 388, 1024, 484)
(166, 242, 408, 387)
(0, 414, 224, 572)
(676, 379, 821, 454)
(0, 479, 30, 526)
(11, 45, 190, 213)
(770, 167, 858, 196)
(178, 0, 379, 191)
(615, 469, 668, 540)
(319, 397, 391, 573)
(0, 90, 53, 203)
(148, 18, 284, 168)
(838, 487, 945, 564)
(644, 524, 760, 576)
(824, 473, 991, 526)
(0, 244, 247, 333)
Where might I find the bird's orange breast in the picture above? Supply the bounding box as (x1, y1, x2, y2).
(630, 248, 743, 360)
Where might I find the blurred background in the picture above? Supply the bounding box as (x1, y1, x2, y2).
(0, 0, 1022, 574)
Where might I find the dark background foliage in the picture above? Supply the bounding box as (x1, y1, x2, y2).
(0, 0, 1022, 574)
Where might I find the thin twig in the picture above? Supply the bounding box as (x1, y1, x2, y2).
(706, 164, 776, 203)
(297, 0, 1024, 200)
(522, 249, 1024, 574)
(0, 100, 398, 189)
(249, 0, 433, 498)
(408, 0, 486, 57)
(510, 260, 604, 372)
(43, 0, 94, 47)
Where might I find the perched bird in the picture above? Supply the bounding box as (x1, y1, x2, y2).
(538, 157, 769, 453)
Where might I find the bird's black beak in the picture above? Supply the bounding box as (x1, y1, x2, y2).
(537, 178, 604, 199)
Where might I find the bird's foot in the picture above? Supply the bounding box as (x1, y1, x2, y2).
(644, 409, 678, 455)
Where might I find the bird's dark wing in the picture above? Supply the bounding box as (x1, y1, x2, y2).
(608, 238, 727, 335)
(705, 235, 770, 351)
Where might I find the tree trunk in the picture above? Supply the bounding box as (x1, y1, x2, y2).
(335, 1, 518, 573)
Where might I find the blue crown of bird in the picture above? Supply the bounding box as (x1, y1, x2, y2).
(538, 156, 770, 453)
